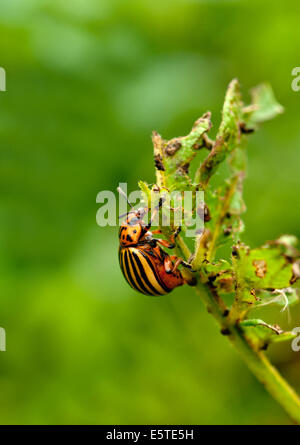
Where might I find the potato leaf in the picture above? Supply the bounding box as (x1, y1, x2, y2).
(240, 319, 297, 348)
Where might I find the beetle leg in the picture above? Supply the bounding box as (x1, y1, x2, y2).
(153, 226, 181, 249)
(145, 208, 157, 230)
(168, 255, 197, 285)
(145, 198, 165, 230)
(169, 255, 194, 272)
(164, 255, 195, 274)
(164, 256, 173, 274)
(156, 239, 176, 249)
(170, 256, 183, 273)
(169, 226, 181, 244)
(164, 255, 197, 286)
(181, 260, 194, 270)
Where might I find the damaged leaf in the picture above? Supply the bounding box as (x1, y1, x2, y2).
(158, 112, 212, 191)
(236, 244, 296, 289)
(196, 79, 242, 188)
(240, 319, 297, 349)
(254, 287, 299, 310)
(244, 83, 284, 126)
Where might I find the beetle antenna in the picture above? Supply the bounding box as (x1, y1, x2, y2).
(118, 211, 135, 219)
(117, 187, 134, 208)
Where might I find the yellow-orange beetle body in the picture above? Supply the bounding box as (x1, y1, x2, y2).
(118, 194, 192, 296)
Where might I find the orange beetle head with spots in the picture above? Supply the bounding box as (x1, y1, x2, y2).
(117, 187, 149, 247)
(119, 209, 148, 246)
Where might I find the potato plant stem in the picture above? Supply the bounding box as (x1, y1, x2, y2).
(197, 282, 300, 424)
(149, 78, 300, 424)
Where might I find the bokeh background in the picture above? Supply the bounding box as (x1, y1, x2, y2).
(0, 0, 300, 425)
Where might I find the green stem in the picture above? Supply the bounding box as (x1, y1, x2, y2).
(206, 175, 239, 262)
(230, 325, 300, 424)
(176, 224, 300, 423)
(148, 78, 300, 424)
(196, 282, 300, 424)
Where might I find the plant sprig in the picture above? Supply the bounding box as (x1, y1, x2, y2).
(139, 79, 300, 424)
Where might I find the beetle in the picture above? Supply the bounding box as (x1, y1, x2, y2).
(118, 188, 194, 296)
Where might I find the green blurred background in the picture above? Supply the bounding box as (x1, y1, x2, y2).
(0, 0, 300, 425)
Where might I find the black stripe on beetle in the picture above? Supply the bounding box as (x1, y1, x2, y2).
(139, 250, 171, 293)
(132, 250, 164, 295)
(128, 250, 154, 295)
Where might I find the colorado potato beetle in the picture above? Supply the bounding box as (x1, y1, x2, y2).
(118, 188, 193, 296)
